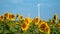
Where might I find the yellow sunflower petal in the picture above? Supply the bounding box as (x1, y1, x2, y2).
(0, 15, 4, 21)
(38, 21, 50, 34)
(5, 11, 9, 19)
(24, 17, 32, 24)
(9, 14, 15, 21)
(34, 17, 40, 25)
(21, 23, 29, 31)
(18, 14, 24, 20)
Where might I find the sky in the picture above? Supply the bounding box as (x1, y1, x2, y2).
(0, 0, 60, 20)
(39, 0, 60, 20)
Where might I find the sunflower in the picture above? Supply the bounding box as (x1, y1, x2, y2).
(38, 21, 46, 32)
(45, 26, 50, 34)
(38, 21, 50, 34)
(17, 14, 24, 20)
(24, 17, 32, 24)
(58, 20, 60, 28)
(58, 23, 60, 28)
(21, 23, 29, 31)
(54, 13, 58, 21)
(0, 15, 4, 21)
(33, 17, 40, 25)
(53, 13, 58, 24)
(5, 11, 9, 19)
(9, 14, 15, 21)
(21, 17, 31, 31)
(32, 19, 35, 23)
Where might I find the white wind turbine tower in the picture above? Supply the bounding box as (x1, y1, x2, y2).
(38, 4, 40, 18)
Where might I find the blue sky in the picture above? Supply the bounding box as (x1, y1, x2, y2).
(0, 0, 60, 20)
(39, 0, 60, 20)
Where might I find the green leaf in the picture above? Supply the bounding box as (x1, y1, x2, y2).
(9, 27, 17, 32)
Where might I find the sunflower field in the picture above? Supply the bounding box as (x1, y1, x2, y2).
(0, 12, 60, 34)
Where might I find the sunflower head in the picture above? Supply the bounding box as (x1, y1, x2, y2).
(17, 14, 24, 20)
(38, 22, 46, 32)
(19, 16, 24, 20)
(38, 21, 50, 33)
(53, 13, 58, 24)
(9, 14, 15, 21)
(5, 11, 9, 19)
(58, 20, 60, 28)
(45, 27, 50, 34)
(24, 17, 32, 24)
(32, 19, 35, 23)
(53, 13, 58, 20)
(21, 23, 29, 31)
(33, 17, 40, 25)
(40, 24, 46, 28)
(0, 15, 4, 21)
(34, 17, 40, 22)
(58, 23, 60, 28)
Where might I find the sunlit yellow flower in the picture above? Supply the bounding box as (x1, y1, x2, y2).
(5, 11, 9, 19)
(58, 23, 60, 28)
(33, 17, 40, 25)
(38, 21, 50, 34)
(32, 19, 35, 23)
(24, 17, 32, 24)
(58, 20, 60, 28)
(45, 26, 50, 34)
(54, 13, 58, 20)
(0, 15, 4, 21)
(38, 22, 46, 32)
(9, 14, 15, 21)
(17, 14, 24, 20)
(21, 23, 29, 31)
(53, 13, 58, 24)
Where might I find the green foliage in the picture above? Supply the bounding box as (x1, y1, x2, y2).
(0, 19, 60, 34)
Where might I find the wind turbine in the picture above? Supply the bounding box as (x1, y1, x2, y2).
(38, 4, 40, 18)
